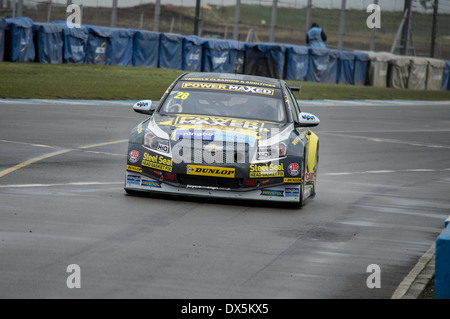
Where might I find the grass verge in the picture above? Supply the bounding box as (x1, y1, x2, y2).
(1, 62, 450, 101)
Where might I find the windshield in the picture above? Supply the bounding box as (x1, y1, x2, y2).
(160, 81, 286, 122)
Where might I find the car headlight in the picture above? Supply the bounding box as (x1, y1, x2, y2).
(257, 142, 287, 160)
(144, 130, 171, 154)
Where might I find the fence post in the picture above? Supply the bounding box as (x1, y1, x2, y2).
(430, 0, 439, 58)
(400, 0, 412, 55)
(47, 0, 52, 23)
(269, 0, 278, 43)
(154, 0, 161, 32)
(305, 0, 312, 35)
(66, 0, 72, 19)
(338, 0, 346, 50)
(369, 0, 378, 51)
(111, 0, 118, 28)
(17, 0, 23, 17)
(233, 0, 241, 41)
(194, 0, 201, 36)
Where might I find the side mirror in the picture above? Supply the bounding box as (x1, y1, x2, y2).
(297, 112, 320, 127)
(133, 100, 157, 115)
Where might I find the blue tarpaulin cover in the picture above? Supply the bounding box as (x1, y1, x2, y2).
(443, 61, 450, 91)
(307, 47, 338, 83)
(133, 30, 159, 68)
(51, 21, 88, 64)
(85, 25, 113, 65)
(337, 50, 356, 85)
(183, 35, 205, 72)
(159, 33, 183, 70)
(244, 43, 286, 79)
(111, 28, 135, 67)
(33, 22, 64, 64)
(5, 17, 35, 62)
(285, 45, 309, 81)
(203, 39, 245, 74)
(61, 24, 88, 64)
(0, 18, 7, 62)
(354, 51, 369, 86)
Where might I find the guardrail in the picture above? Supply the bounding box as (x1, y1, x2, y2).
(0, 17, 449, 91)
(435, 216, 450, 299)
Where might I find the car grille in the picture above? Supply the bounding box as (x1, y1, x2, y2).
(174, 140, 250, 164)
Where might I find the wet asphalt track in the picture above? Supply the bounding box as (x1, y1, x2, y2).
(0, 99, 449, 299)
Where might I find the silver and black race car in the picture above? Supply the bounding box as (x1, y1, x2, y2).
(125, 72, 320, 207)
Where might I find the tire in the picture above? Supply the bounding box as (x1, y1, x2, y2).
(297, 154, 306, 208)
(310, 142, 319, 198)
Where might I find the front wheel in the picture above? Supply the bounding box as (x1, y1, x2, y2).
(310, 142, 319, 198)
(297, 155, 306, 208)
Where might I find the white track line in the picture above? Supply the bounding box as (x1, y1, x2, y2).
(0, 182, 123, 188)
(324, 168, 450, 176)
(391, 243, 436, 299)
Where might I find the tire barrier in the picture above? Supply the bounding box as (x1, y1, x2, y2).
(1, 17, 449, 91)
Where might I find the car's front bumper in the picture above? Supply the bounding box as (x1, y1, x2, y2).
(125, 171, 308, 203)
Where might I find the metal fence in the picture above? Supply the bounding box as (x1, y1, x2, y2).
(1, 0, 449, 59)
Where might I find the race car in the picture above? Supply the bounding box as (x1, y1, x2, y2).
(125, 72, 320, 207)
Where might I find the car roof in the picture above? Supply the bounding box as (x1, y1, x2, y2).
(180, 72, 282, 89)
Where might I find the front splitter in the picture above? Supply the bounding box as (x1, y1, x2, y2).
(124, 171, 308, 203)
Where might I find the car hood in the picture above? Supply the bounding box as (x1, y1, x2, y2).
(151, 113, 290, 147)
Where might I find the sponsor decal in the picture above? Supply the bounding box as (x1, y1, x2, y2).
(186, 165, 235, 178)
(260, 189, 284, 197)
(137, 124, 143, 134)
(288, 163, 300, 176)
(173, 130, 215, 141)
(284, 178, 301, 183)
(141, 153, 173, 172)
(141, 179, 162, 188)
(204, 143, 224, 152)
(182, 78, 277, 88)
(157, 143, 170, 153)
(213, 56, 228, 64)
(292, 136, 302, 146)
(126, 174, 141, 186)
(128, 150, 140, 164)
(174, 116, 266, 132)
(250, 163, 284, 178)
(306, 172, 315, 181)
(181, 82, 274, 95)
(285, 188, 300, 197)
(173, 92, 190, 100)
(127, 165, 142, 173)
(165, 173, 175, 180)
(95, 46, 106, 54)
(71, 45, 84, 53)
(171, 129, 256, 146)
(187, 53, 200, 61)
(302, 114, 316, 121)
